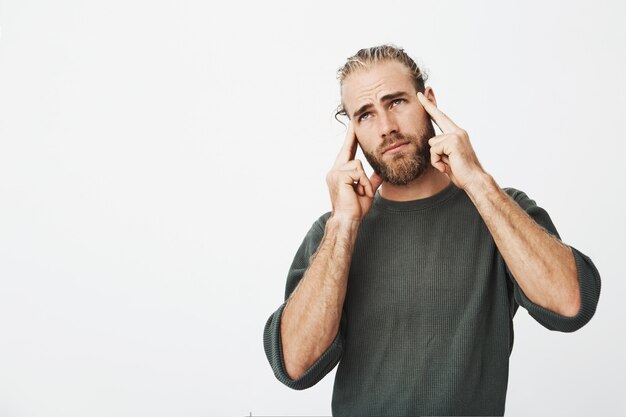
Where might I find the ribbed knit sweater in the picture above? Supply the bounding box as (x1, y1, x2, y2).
(263, 183, 601, 416)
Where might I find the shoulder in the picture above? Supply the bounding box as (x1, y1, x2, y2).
(502, 186, 538, 209)
(289, 212, 333, 265)
(502, 186, 528, 201)
(501, 186, 559, 236)
(298, 211, 332, 245)
(312, 211, 333, 232)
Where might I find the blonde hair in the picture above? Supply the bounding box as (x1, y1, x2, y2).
(335, 44, 428, 121)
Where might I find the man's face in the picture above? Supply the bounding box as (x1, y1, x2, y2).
(341, 60, 437, 185)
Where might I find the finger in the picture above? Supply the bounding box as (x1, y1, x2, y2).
(341, 159, 366, 171)
(427, 133, 450, 147)
(440, 154, 450, 173)
(341, 165, 369, 189)
(345, 167, 374, 198)
(370, 172, 383, 193)
(357, 170, 374, 198)
(417, 92, 459, 134)
(333, 121, 358, 169)
(430, 145, 446, 173)
(365, 174, 374, 197)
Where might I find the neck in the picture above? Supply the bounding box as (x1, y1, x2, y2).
(379, 167, 452, 202)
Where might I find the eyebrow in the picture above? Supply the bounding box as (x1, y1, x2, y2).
(351, 91, 410, 120)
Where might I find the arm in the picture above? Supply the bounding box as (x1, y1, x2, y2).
(280, 120, 382, 380)
(417, 91, 600, 330)
(281, 216, 359, 380)
(465, 173, 579, 316)
(263, 121, 383, 389)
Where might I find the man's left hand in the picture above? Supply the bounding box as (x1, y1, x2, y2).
(417, 91, 486, 190)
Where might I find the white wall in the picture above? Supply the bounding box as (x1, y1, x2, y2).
(0, 0, 624, 416)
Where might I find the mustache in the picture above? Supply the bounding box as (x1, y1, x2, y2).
(378, 132, 419, 153)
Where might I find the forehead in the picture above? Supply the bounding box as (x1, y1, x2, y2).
(341, 60, 415, 110)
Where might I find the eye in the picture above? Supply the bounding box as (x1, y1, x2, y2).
(358, 112, 371, 122)
(391, 98, 405, 107)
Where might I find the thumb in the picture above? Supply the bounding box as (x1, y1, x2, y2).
(370, 172, 384, 193)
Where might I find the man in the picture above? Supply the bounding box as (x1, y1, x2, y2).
(263, 45, 601, 416)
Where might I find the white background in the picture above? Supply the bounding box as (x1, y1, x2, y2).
(0, 0, 624, 416)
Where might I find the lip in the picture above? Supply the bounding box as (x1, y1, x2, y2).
(383, 141, 410, 155)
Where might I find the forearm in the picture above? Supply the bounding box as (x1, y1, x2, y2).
(280, 215, 359, 380)
(465, 173, 580, 317)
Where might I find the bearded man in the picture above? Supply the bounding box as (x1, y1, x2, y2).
(263, 44, 601, 416)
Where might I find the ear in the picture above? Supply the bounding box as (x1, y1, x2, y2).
(424, 86, 437, 107)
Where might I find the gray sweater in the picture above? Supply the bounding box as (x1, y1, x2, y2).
(263, 183, 601, 416)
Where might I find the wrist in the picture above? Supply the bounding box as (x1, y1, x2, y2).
(327, 213, 361, 233)
(463, 171, 497, 200)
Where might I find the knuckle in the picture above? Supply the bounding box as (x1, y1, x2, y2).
(326, 171, 339, 184)
(344, 159, 358, 169)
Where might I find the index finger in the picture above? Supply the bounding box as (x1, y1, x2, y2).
(417, 92, 460, 134)
(333, 121, 358, 168)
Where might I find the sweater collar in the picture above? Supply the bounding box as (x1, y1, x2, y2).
(373, 181, 461, 212)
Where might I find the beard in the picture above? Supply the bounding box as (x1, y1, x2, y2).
(362, 121, 437, 186)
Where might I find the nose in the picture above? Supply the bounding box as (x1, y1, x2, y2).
(379, 110, 399, 139)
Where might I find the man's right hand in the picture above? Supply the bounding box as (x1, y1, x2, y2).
(283, 122, 376, 381)
(325, 122, 384, 223)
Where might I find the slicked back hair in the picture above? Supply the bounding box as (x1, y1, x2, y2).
(335, 44, 428, 122)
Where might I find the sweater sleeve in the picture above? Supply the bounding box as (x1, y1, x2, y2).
(263, 212, 345, 390)
(502, 188, 601, 332)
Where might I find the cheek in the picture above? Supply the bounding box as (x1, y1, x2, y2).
(407, 108, 429, 131)
(355, 126, 373, 148)
(355, 137, 377, 156)
(411, 106, 427, 121)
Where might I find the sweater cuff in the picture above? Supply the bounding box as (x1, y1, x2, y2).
(263, 303, 344, 390)
(512, 246, 601, 332)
